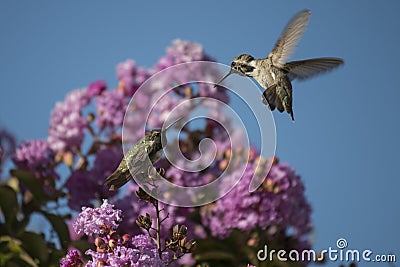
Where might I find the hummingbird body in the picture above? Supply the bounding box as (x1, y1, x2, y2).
(105, 129, 165, 190)
(253, 58, 294, 119)
(215, 10, 344, 120)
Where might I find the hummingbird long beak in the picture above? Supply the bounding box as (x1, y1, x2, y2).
(213, 69, 234, 88)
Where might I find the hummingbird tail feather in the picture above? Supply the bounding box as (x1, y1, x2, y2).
(104, 170, 132, 191)
(290, 111, 295, 121)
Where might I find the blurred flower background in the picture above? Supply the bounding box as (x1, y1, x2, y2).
(1, 39, 313, 266)
(1, 1, 400, 267)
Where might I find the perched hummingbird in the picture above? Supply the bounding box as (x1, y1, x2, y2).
(104, 119, 181, 190)
(215, 10, 344, 120)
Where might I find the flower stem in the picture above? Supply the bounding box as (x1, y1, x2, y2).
(154, 199, 163, 260)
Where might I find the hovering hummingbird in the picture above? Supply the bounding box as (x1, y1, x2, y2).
(104, 118, 182, 190)
(214, 10, 344, 120)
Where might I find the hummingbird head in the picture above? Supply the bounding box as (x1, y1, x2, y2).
(214, 54, 256, 87)
(231, 54, 256, 76)
(146, 129, 163, 142)
(143, 130, 164, 153)
(144, 116, 184, 148)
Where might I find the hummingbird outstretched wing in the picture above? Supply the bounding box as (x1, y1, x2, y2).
(284, 58, 344, 81)
(268, 10, 311, 67)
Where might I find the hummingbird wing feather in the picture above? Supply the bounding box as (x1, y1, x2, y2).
(262, 81, 294, 120)
(268, 10, 311, 67)
(104, 139, 151, 190)
(285, 58, 344, 81)
(262, 85, 277, 110)
(104, 168, 132, 191)
(277, 83, 294, 121)
(275, 95, 285, 113)
(263, 85, 285, 113)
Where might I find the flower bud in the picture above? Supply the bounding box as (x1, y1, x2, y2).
(122, 234, 131, 244)
(63, 151, 74, 167)
(108, 238, 116, 248)
(95, 237, 105, 248)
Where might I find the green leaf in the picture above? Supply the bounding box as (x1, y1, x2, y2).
(0, 185, 18, 230)
(0, 236, 22, 253)
(0, 236, 38, 267)
(3, 259, 34, 267)
(10, 170, 47, 203)
(18, 231, 48, 264)
(0, 250, 15, 265)
(48, 249, 67, 267)
(41, 212, 71, 250)
(14, 252, 39, 267)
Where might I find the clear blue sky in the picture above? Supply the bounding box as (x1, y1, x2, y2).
(1, 1, 399, 266)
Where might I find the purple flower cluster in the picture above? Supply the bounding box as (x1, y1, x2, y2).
(154, 40, 228, 102)
(202, 162, 312, 241)
(87, 80, 107, 97)
(117, 39, 230, 149)
(94, 90, 127, 130)
(146, 93, 186, 129)
(65, 144, 121, 210)
(156, 39, 212, 70)
(73, 199, 122, 236)
(116, 59, 152, 97)
(113, 59, 154, 143)
(65, 170, 97, 210)
(48, 89, 90, 152)
(85, 234, 167, 267)
(60, 249, 83, 267)
(13, 139, 56, 178)
(65, 200, 169, 267)
(92, 146, 123, 180)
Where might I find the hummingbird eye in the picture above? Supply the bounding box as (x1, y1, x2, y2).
(231, 62, 236, 67)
